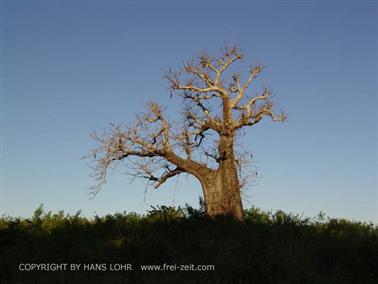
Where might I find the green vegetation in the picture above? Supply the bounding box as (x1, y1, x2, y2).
(1, 204, 377, 284)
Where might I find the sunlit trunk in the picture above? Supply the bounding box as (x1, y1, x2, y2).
(201, 172, 243, 220)
(199, 134, 244, 220)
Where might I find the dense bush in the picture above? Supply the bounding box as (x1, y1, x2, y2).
(0, 204, 377, 284)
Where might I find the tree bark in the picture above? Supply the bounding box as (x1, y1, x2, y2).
(199, 135, 244, 220)
(200, 170, 244, 220)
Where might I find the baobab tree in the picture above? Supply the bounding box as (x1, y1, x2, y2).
(86, 46, 285, 220)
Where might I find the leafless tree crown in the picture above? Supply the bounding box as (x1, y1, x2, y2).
(85, 46, 285, 197)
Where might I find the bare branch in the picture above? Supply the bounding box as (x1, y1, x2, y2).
(166, 46, 245, 99)
(154, 167, 183, 189)
(230, 65, 264, 108)
(216, 46, 244, 83)
(183, 60, 215, 87)
(234, 89, 286, 129)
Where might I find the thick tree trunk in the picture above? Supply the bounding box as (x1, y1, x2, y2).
(199, 134, 244, 220)
(201, 171, 244, 220)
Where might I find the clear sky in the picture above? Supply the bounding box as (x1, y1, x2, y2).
(1, 0, 377, 222)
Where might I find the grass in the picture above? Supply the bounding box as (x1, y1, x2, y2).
(0, 204, 377, 284)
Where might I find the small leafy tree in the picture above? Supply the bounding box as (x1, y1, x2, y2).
(86, 46, 285, 220)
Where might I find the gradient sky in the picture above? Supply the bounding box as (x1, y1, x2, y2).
(1, 0, 377, 222)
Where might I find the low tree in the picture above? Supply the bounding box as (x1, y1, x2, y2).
(86, 46, 285, 220)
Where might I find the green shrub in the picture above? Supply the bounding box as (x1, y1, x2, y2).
(0, 204, 377, 284)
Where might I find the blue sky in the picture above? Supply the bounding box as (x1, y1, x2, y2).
(1, 0, 377, 222)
